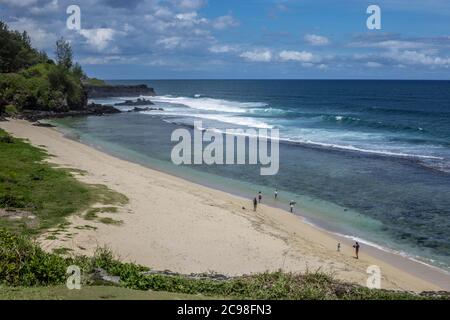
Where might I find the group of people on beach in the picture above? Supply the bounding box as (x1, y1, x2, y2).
(252, 191, 361, 259)
(252, 189, 296, 214)
(337, 241, 361, 259)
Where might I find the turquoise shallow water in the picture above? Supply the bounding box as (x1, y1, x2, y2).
(53, 80, 450, 272)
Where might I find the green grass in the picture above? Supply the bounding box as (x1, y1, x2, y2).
(0, 285, 212, 300)
(84, 207, 118, 220)
(4, 105, 18, 116)
(52, 247, 73, 255)
(98, 217, 123, 225)
(83, 78, 108, 87)
(0, 129, 128, 234)
(83, 207, 122, 225)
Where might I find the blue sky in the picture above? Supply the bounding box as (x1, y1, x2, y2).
(1, 0, 450, 79)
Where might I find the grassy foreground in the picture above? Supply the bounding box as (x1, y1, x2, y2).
(0, 128, 127, 234)
(1, 229, 446, 300)
(0, 285, 211, 300)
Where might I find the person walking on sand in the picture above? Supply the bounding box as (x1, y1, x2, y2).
(353, 242, 360, 259)
(258, 191, 262, 203)
(253, 197, 258, 211)
(274, 189, 278, 199)
(337, 243, 341, 252)
(289, 200, 295, 213)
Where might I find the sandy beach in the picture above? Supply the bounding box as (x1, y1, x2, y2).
(1, 119, 449, 292)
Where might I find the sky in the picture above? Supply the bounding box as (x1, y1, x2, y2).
(1, 0, 450, 79)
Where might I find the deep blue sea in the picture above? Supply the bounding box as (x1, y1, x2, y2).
(54, 80, 450, 272)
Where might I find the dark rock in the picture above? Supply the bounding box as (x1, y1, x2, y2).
(86, 103, 121, 115)
(85, 84, 156, 98)
(32, 121, 56, 128)
(115, 98, 154, 107)
(90, 268, 121, 285)
(420, 291, 450, 298)
(127, 106, 164, 113)
(88, 268, 234, 286)
(17, 103, 121, 122)
(140, 270, 234, 281)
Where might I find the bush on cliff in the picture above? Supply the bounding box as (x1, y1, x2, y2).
(0, 62, 86, 112)
(0, 21, 86, 112)
(0, 21, 48, 73)
(0, 229, 69, 286)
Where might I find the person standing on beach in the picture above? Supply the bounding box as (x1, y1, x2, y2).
(289, 200, 295, 213)
(353, 242, 360, 259)
(258, 191, 262, 203)
(253, 197, 258, 211)
(337, 243, 341, 252)
(274, 189, 278, 199)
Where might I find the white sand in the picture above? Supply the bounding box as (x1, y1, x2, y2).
(1, 119, 447, 292)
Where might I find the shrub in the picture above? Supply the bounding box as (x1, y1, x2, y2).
(4, 104, 17, 115)
(0, 133, 14, 144)
(0, 21, 47, 73)
(0, 22, 87, 112)
(0, 230, 445, 299)
(0, 229, 69, 286)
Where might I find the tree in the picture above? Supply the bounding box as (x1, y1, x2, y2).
(21, 31, 31, 48)
(55, 37, 73, 70)
(0, 20, 45, 72)
(72, 63, 85, 79)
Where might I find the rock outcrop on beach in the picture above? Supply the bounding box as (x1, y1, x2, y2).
(114, 98, 155, 107)
(16, 103, 121, 122)
(85, 85, 156, 98)
(127, 107, 164, 113)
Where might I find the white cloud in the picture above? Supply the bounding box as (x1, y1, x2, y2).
(79, 28, 116, 51)
(0, 0, 37, 7)
(173, 0, 206, 10)
(156, 36, 183, 49)
(351, 40, 427, 50)
(29, 0, 58, 14)
(304, 34, 329, 46)
(212, 15, 239, 30)
(8, 17, 56, 49)
(367, 61, 382, 68)
(384, 50, 450, 66)
(79, 55, 137, 65)
(209, 44, 239, 53)
(279, 50, 316, 62)
(154, 7, 173, 18)
(240, 50, 272, 62)
(176, 12, 206, 23)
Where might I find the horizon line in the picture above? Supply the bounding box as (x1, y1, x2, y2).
(101, 78, 450, 81)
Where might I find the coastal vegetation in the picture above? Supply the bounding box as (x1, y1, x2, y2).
(0, 21, 87, 116)
(82, 77, 108, 87)
(0, 128, 127, 234)
(0, 229, 447, 300)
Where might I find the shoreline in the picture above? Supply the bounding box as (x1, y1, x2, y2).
(64, 124, 450, 280)
(1, 118, 449, 292)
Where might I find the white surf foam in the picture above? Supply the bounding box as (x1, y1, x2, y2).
(141, 110, 273, 129)
(150, 95, 267, 113)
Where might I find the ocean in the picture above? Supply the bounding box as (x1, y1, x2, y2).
(54, 80, 450, 272)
